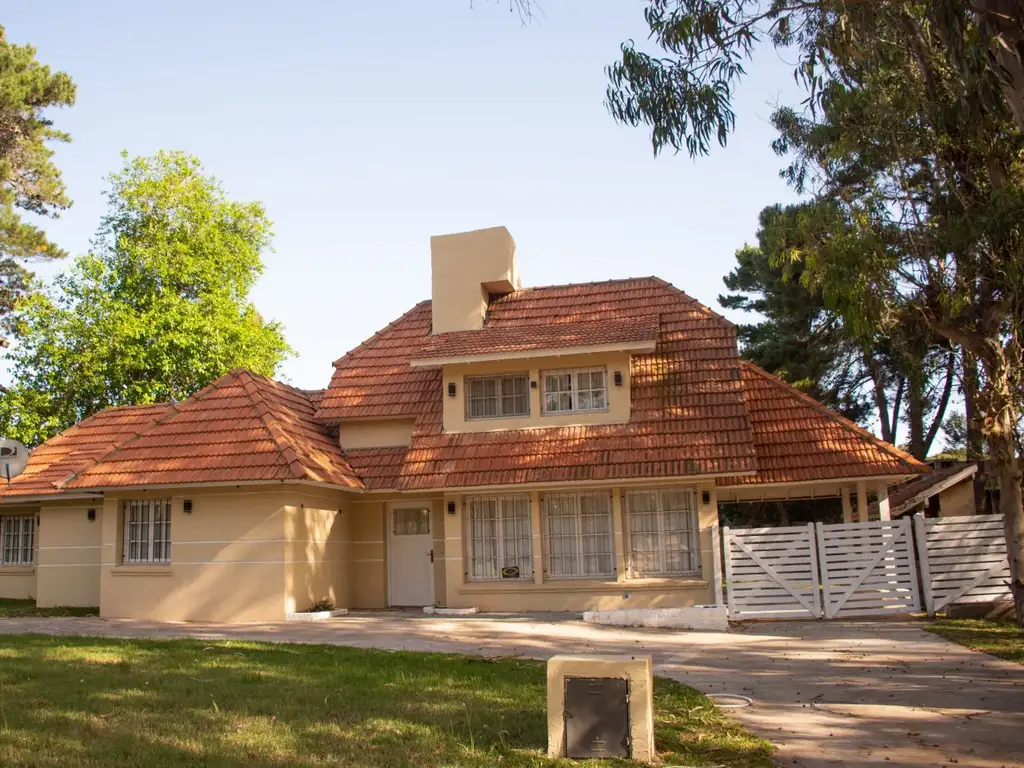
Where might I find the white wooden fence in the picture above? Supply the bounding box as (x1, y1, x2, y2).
(722, 514, 1007, 621)
(816, 519, 920, 618)
(914, 513, 1011, 615)
(723, 523, 822, 620)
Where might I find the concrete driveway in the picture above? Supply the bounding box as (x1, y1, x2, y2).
(1, 613, 1021, 767)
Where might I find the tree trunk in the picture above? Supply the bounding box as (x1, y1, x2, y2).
(907, 370, 927, 460)
(974, 0, 1024, 133)
(964, 350, 987, 512)
(980, 347, 1024, 627)
(924, 348, 956, 456)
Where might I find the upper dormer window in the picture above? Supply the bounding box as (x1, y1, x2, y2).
(466, 373, 530, 420)
(542, 367, 608, 414)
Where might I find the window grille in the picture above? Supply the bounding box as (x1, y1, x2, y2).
(542, 367, 608, 414)
(123, 500, 171, 564)
(625, 489, 700, 576)
(543, 492, 614, 578)
(0, 516, 34, 566)
(465, 495, 532, 580)
(465, 373, 530, 419)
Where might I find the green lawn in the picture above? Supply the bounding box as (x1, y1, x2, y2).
(927, 618, 1024, 665)
(0, 598, 98, 618)
(0, 635, 772, 767)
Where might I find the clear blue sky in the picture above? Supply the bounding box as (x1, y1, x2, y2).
(5, 1, 803, 391)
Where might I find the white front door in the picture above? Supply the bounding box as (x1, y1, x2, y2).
(388, 505, 435, 607)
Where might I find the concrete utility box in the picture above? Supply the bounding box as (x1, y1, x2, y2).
(547, 654, 655, 763)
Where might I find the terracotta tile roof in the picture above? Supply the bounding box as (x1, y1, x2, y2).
(0, 404, 171, 501)
(316, 301, 441, 421)
(717, 363, 925, 486)
(411, 315, 659, 364)
(60, 370, 363, 491)
(321, 277, 759, 488)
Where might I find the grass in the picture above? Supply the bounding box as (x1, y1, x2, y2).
(927, 617, 1024, 665)
(0, 599, 98, 618)
(0, 635, 772, 767)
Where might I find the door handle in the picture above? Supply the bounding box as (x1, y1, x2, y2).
(429, 549, 435, 563)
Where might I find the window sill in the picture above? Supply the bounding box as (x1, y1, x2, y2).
(0, 566, 35, 575)
(110, 565, 173, 577)
(459, 577, 708, 594)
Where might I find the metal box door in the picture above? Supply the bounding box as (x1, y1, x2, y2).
(564, 677, 630, 758)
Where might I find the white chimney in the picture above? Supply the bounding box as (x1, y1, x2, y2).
(429, 226, 520, 334)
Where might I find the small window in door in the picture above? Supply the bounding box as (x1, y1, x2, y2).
(393, 508, 430, 535)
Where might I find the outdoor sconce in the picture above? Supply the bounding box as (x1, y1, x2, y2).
(701, 490, 711, 505)
(447, 501, 456, 515)
(614, 371, 623, 386)
(530, 380, 538, 389)
(87, 509, 96, 522)
(447, 382, 456, 398)
(183, 499, 193, 514)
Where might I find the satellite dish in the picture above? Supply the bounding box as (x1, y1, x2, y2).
(0, 439, 29, 484)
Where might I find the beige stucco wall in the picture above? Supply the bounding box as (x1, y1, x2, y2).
(349, 500, 388, 609)
(939, 479, 977, 517)
(37, 501, 102, 607)
(430, 226, 518, 334)
(0, 506, 38, 600)
(283, 489, 349, 613)
(441, 483, 718, 612)
(99, 486, 344, 622)
(338, 419, 415, 450)
(441, 351, 633, 433)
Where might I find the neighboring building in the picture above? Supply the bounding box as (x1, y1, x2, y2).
(0, 226, 927, 621)
(870, 460, 983, 520)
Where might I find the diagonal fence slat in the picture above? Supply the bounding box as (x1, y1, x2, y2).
(914, 513, 1011, 615)
(723, 523, 821, 620)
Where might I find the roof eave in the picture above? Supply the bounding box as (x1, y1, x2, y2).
(409, 339, 657, 368)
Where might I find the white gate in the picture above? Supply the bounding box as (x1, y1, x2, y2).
(722, 523, 822, 620)
(816, 519, 921, 618)
(914, 513, 1011, 615)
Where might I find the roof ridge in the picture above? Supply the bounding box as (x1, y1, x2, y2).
(741, 361, 926, 470)
(55, 372, 241, 490)
(235, 371, 313, 481)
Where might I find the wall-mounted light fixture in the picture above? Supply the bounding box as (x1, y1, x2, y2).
(530, 380, 538, 389)
(447, 501, 456, 515)
(183, 500, 193, 514)
(87, 509, 96, 522)
(701, 490, 711, 505)
(447, 382, 457, 398)
(614, 371, 624, 386)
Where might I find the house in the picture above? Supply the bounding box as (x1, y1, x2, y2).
(869, 460, 983, 519)
(0, 226, 927, 621)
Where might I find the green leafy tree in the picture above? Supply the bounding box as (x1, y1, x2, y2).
(722, 203, 955, 458)
(0, 25, 76, 343)
(0, 150, 292, 445)
(721, 203, 873, 424)
(602, 1, 1024, 624)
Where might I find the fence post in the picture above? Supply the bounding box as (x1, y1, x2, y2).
(805, 521, 823, 619)
(913, 513, 935, 616)
(710, 522, 725, 607)
(815, 522, 833, 619)
(721, 526, 735, 619)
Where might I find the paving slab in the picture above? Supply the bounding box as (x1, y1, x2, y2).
(1, 614, 1021, 767)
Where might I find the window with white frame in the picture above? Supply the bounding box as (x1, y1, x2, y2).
(542, 492, 614, 579)
(465, 373, 530, 420)
(625, 489, 700, 577)
(0, 516, 34, 566)
(542, 367, 608, 414)
(122, 500, 171, 564)
(465, 495, 532, 580)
